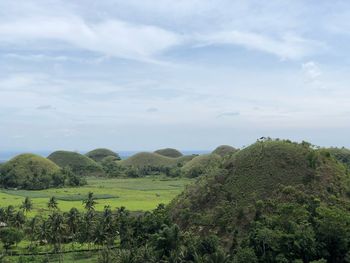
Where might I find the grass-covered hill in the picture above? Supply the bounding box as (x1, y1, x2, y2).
(181, 153, 221, 177)
(120, 152, 195, 169)
(154, 148, 183, 158)
(85, 148, 121, 162)
(170, 139, 350, 237)
(0, 154, 60, 189)
(48, 151, 104, 176)
(212, 145, 238, 157)
(327, 147, 350, 168)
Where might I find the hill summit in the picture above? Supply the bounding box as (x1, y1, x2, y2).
(212, 145, 238, 157)
(86, 148, 120, 162)
(154, 148, 183, 158)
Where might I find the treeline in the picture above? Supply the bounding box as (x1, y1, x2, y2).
(101, 157, 183, 178)
(0, 167, 86, 190)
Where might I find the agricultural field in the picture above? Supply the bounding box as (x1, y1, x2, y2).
(0, 177, 193, 216)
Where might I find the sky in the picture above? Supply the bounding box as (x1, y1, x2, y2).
(1, 0, 350, 152)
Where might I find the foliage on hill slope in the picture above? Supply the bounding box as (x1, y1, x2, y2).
(327, 147, 350, 168)
(0, 154, 60, 189)
(212, 145, 238, 157)
(48, 151, 104, 176)
(170, 139, 350, 239)
(154, 148, 183, 158)
(181, 154, 222, 178)
(85, 148, 121, 162)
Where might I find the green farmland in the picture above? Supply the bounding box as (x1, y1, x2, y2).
(0, 177, 192, 216)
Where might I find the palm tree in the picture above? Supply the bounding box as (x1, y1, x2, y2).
(96, 205, 116, 247)
(66, 208, 80, 239)
(83, 192, 96, 211)
(47, 212, 66, 263)
(0, 207, 6, 222)
(47, 196, 58, 210)
(154, 224, 181, 258)
(5, 205, 15, 224)
(28, 216, 40, 245)
(13, 211, 26, 228)
(21, 197, 33, 215)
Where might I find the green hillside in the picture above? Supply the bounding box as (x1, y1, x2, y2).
(0, 154, 60, 189)
(170, 139, 350, 234)
(120, 152, 177, 168)
(48, 151, 104, 176)
(120, 152, 195, 169)
(181, 153, 221, 177)
(154, 148, 183, 158)
(327, 147, 350, 168)
(212, 145, 238, 157)
(85, 148, 120, 162)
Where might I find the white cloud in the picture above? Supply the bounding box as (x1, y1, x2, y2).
(195, 31, 323, 60)
(0, 0, 325, 62)
(0, 16, 181, 62)
(301, 61, 328, 90)
(302, 61, 321, 80)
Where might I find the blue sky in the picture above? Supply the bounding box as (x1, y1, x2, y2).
(0, 0, 350, 151)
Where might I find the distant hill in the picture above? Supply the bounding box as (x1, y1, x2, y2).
(48, 151, 104, 176)
(212, 145, 238, 157)
(181, 154, 221, 177)
(0, 153, 60, 189)
(154, 148, 183, 158)
(170, 139, 350, 236)
(86, 148, 120, 162)
(120, 152, 195, 168)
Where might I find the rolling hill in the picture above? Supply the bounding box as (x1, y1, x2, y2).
(154, 148, 183, 158)
(86, 148, 121, 162)
(212, 145, 238, 157)
(48, 151, 104, 176)
(170, 139, 350, 235)
(181, 153, 222, 177)
(0, 153, 60, 189)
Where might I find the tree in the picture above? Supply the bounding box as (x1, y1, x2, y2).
(47, 212, 66, 262)
(233, 247, 258, 263)
(27, 216, 40, 244)
(315, 206, 350, 263)
(66, 207, 80, 239)
(0, 227, 24, 251)
(21, 197, 33, 214)
(95, 205, 116, 246)
(48, 196, 58, 210)
(13, 211, 26, 228)
(83, 192, 96, 211)
(153, 224, 181, 258)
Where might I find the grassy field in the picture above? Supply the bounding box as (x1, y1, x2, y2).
(0, 177, 193, 216)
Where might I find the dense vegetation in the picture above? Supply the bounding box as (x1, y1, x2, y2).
(0, 195, 236, 263)
(85, 148, 121, 162)
(115, 152, 197, 178)
(48, 151, 105, 177)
